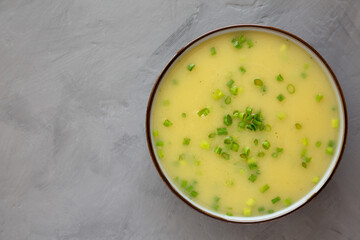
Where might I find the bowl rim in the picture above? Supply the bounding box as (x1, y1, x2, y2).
(145, 24, 348, 223)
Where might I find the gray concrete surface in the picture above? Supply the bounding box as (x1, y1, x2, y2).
(0, 0, 359, 239)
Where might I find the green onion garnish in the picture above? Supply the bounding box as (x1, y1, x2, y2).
(221, 152, 230, 160)
(265, 124, 272, 132)
(231, 143, 240, 152)
(234, 40, 242, 49)
(262, 140, 271, 150)
(210, 47, 216, 55)
(152, 130, 159, 137)
(224, 136, 233, 145)
(254, 139, 259, 146)
(226, 79, 234, 88)
(233, 110, 240, 117)
(284, 198, 292, 206)
(260, 184, 270, 193)
(181, 113, 186, 118)
(276, 74, 284, 82)
(302, 162, 307, 168)
(230, 86, 238, 95)
(332, 119, 339, 128)
(162, 100, 170, 106)
(246, 198, 256, 207)
(247, 39, 254, 48)
(225, 96, 231, 105)
(212, 89, 224, 100)
(183, 138, 191, 146)
(243, 208, 252, 216)
(239, 66, 246, 73)
(316, 93, 324, 102)
(302, 138, 308, 146)
(277, 112, 286, 120)
(295, 123, 302, 129)
(224, 114, 233, 126)
(301, 72, 307, 79)
(315, 141, 322, 148)
(187, 63, 195, 71)
(157, 149, 164, 159)
(276, 147, 283, 153)
(271, 196, 281, 204)
(217, 127, 228, 135)
(163, 119, 173, 127)
(156, 141, 164, 147)
(254, 78, 263, 86)
(326, 147, 334, 155)
(287, 84, 296, 94)
(248, 174, 257, 182)
(258, 152, 265, 157)
(277, 94, 285, 102)
(312, 176, 320, 183)
(181, 180, 187, 188)
(214, 146, 222, 154)
(226, 212, 233, 216)
(200, 141, 210, 150)
(271, 152, 278, 158)
(258, 207, 265, 212)
(268, 209, 274, 214)
(190, 191, 198, 197)
(197, 107, 210, 117)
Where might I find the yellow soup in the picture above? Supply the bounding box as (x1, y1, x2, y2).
(150, 30, 341, 217)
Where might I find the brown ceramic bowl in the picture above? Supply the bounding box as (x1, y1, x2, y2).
(146, 25, 347, 223)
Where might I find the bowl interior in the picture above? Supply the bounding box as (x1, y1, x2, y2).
(147, 25, 347, 223)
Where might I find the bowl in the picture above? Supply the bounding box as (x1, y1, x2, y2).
(146, 25, 347, 223)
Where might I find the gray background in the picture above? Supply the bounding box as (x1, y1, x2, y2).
(0, 0, 359, 239)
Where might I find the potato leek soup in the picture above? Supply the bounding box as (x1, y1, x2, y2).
(150, 30, 341, 217)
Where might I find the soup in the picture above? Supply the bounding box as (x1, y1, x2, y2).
(150, 30, 341, 218)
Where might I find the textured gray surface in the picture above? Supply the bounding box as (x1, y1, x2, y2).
(0, 0, 359, 239)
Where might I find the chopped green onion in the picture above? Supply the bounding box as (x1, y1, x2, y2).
(233, 40, 242, 49)
(260, 184, 270, 193)
(157, 149, 164, 159)
(224, 136, 233, 145)
(243, 147, 250, 156)
(156, 141, 164, 147)
(332, 119, 339, 128)
(224, 114, 233, 126)
(230, 86, 238, 95)
(187, 63, 195, 71)
(226, 212, 233, 216)
(287, 84, 296, 94)
(238, 121, 246, 129)
(254, 78, 263, 86)
(208, 132, 216, 138)
(210, 47, 216, 55)
(226, 79, 234, 88)
(231, 143, 240, 152)
(233, 110, 240, 117)
(248, 174, 257, 183)
(247, 158, 258, 170)
(258, 152, 265, 157)
(262, 140, 271, 150)
(217, 127, 228, 135)
(312, 176, 320, 183)
(152, 130, 159, 137)
(276, 74, 284, 82)
(225, 179, 234, 186)
(221, 152, 230, 160)
(316, 93, 324, 102)
(265, 124, 272, 132)
(295, 123, 302, 129)
(328, 140, 335, 147)
(301, 72, 307, 79)
(200, 141, 210, 150)
(246, 107, 253, 115)
(181, 113, 186, 118)
(243, 208, 252, 216)
(315, 141, 322, 148)
(271, 152, 278, 158)
(304, 63, 310, 70)
(181, 180, 187, 188)
(326, 147, 334, 155)
(212, 89, 224, 100)
(268, 209, 274, 214)
(302, 138, 309, 146)
(284, 198, 292, 206)
(190, 191, 198, 197)
(277, 94, 285, 102)
(225, 96, 231, 105)
(276, 147, 284, 153)
(197, 107, 210, 117)
(254, 139, 259, 146)
(183, 138, 191, 146)
(162, 99, 170, 106)
(271, 196, 281, 204)
(277, 112, 286, 120)
(239, 35, 246, 43)
(246, 198, 256, 207)
(239, 66, 246, 73)
(163, 119, 173, 127)
(305, 157, 312, 163)
(214, 146, 222, 154)
(247, 39, 254, 48)
(258, 207, 265, 212)
(302, 162, 307, 168)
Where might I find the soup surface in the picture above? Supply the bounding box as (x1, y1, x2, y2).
(151, 30, 341, 217)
